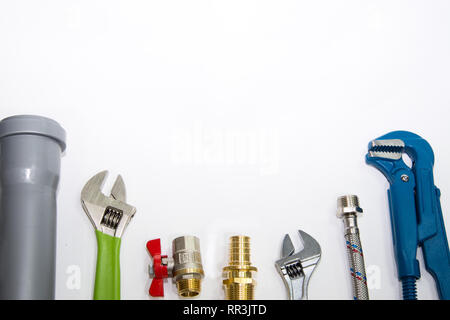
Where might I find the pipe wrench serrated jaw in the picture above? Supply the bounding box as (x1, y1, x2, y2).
(81, 170, 136, 238)
(366, 136, 408, 183)
(366, 131, 435, 179)
(275, 230, 321, 300)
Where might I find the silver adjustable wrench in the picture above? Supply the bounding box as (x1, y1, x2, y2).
(275, 230, 321, 300)
(81, 170, 136, 300)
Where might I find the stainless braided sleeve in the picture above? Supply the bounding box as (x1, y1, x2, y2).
(337, 195, 369, 300)
(345, 231, 369, 300)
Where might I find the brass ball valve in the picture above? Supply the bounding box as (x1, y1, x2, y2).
(147, 235, 204, 298)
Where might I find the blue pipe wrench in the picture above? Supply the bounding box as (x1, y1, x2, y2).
(366, 131, 450, 300)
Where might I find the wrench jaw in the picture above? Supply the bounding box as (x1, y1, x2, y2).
(368, 139, 404, 160)
(297, 230, 321, 262)
(366, 132, 438, 195)
(275, 230, 321, 300)
(366, 137, 410, 184)
(281, 234, 295, 258)
(110, 175, 127, 202)
(366, 131, 435, 170)
(81, 171, 136, 238)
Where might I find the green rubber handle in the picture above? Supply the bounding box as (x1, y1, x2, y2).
(94, 230, 121, 300)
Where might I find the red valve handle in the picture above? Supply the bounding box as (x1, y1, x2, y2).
(149, 278, 164, 297)
(147, 239, 162, 256)
(146, 239, 168, 297)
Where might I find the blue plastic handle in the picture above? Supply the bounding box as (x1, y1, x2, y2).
(409, 137, 450, 299)
(420, 187, 450, 299)
(386, 167, 420, 280)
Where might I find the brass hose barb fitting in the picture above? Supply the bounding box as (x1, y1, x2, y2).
(222, 235, 257, 300)
(172, 235, 204, 298)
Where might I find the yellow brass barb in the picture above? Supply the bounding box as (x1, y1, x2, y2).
(222, 236, 257, 300)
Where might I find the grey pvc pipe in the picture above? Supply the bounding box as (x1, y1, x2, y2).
(0, 115, 66, 299)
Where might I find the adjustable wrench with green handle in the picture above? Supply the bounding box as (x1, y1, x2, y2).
(81, 171, 136, 300)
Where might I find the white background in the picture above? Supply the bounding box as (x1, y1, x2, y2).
(1, 1, 449, 300)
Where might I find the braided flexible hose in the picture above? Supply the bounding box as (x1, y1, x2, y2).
(337, 195, 369, 300)
(345, 231, 369, 300)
